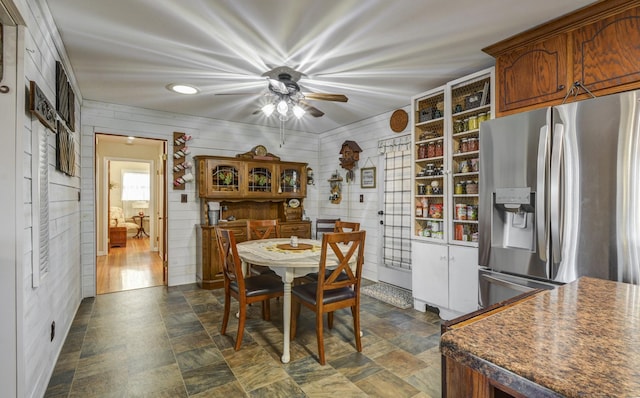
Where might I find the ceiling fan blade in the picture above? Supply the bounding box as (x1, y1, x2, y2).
(268, 78, 289, 94)
(300, 101, 324, 117)
(304, 93, 348, 102)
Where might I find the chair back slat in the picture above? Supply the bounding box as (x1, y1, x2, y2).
(216, 228, 245, 291)
(315, 218, 340, 239)
(333, 220, 360, 233)
(317, 231, 366, 297)
(247, 219, 279, 240)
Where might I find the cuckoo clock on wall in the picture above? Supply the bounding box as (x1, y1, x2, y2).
(339, 140, 362, 182)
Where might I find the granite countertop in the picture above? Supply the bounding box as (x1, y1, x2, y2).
(440, 277, 640, 397)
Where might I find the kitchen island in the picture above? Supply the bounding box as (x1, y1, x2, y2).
(440, 277, 640, 397)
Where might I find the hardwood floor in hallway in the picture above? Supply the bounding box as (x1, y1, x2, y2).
(97, 237, 164, 294)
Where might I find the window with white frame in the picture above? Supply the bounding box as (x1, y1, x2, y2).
(121, 171, 150, 201)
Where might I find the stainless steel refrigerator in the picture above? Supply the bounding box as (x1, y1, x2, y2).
(478, 90, 640, 307)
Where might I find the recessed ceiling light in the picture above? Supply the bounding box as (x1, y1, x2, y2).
(167, 84, 199, 95)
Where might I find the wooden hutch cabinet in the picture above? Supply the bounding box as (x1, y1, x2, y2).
(484, 0, 640, 116)
(194, 148, 310, 289)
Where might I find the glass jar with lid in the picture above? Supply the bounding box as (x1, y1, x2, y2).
(468, 137, 479, 151)
(418, 143, 427, 159)
(477, 112, 487, 124)
(427, 141, 436, 158)
(435, 140, 443, 157)
(454, 119, 464, 133)
(460, 138, 469, 153)
(468, 115, 478, 130)
(465, 180, 478, 194)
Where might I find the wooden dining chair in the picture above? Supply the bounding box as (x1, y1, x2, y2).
(303, 220, 361, 283)
(315, 218, 340, 239)
(290, 230, 366, 365)
(333, 220, 360, 233)
(216, 228, 284, 351)
(246, 219, 280, 276)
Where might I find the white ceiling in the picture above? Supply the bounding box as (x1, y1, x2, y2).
(44, 0, 595, 134)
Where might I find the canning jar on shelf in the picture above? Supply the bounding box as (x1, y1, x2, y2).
(460, 138, 469, 153)
(468, 137, 478, 151)
(418, 143, 427, 159)
(468, 115, 478, 130)
(435, 140, 443, 157)
(427, 141, 436, 158)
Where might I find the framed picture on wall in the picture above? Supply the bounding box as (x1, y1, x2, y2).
(360, 167, 376, 188)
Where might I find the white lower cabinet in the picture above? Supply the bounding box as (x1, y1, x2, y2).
(411, 240, 479, 320)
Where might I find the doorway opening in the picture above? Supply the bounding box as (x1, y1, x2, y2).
(95, 134, 167, 294)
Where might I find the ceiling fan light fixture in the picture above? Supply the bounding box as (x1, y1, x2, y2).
(277, 99, 289, 116)
(167, 83, 199, 95)
(293, 104, 305, 119)
(261, 103, 275, 117)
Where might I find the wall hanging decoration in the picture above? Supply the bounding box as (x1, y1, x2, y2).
(361, 167, 376, 189)
(306, 167, 315, 185)
(339, 140, 362, 182)
(389, 109, 408, 133)
(29, 81, 57, 133)
(328, 171, 343, 204)
(173, 132, 192, 189)
(56, 120, 75, 176)
(55, 61, 75, 132)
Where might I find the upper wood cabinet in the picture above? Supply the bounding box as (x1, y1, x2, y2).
(484, 0, 640, 116)
(572, 6, 640, 94)
(198, 158, 244, 198)
(195, 155, 307, 200)
(277, 163, 307, 198)
(246, 161, 277, 197)
(495, 34, 568, 113)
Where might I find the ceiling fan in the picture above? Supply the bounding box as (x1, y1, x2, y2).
(218, 66, 348, 119)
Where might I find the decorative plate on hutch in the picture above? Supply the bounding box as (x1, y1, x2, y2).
(288, 198, 300, 208)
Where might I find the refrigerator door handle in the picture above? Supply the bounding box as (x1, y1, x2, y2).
(536, 125, 550, 262)
(550, 123, 564, 264)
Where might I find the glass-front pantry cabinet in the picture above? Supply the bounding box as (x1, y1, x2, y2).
(411, 67, 494, 319)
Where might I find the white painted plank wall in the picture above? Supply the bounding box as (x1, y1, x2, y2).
(81, 101, 320, 289)
(317, 106, 411, 281)
(18, 0, 83, 397)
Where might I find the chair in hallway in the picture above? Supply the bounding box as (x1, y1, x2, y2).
(290, 230, 366, 365)
(246, 219, 280, 276)
(216, 228, 284, 351)
(315, 218, 340, 239)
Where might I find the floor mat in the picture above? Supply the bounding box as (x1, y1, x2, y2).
(361, 282, 413, 309)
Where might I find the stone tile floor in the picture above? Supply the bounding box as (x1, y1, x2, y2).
(44, 283, 443, 397)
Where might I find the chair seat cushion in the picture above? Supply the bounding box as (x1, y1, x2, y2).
(304, 269, 349, 282)
(292, 282, 355, 306)
(230, 275, 283, 297)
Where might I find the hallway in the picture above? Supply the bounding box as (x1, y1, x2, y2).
(97, 237, 164, 294)
(44, 284, 442, 397)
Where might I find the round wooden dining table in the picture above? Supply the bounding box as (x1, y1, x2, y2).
(236, 238, 350, 363)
